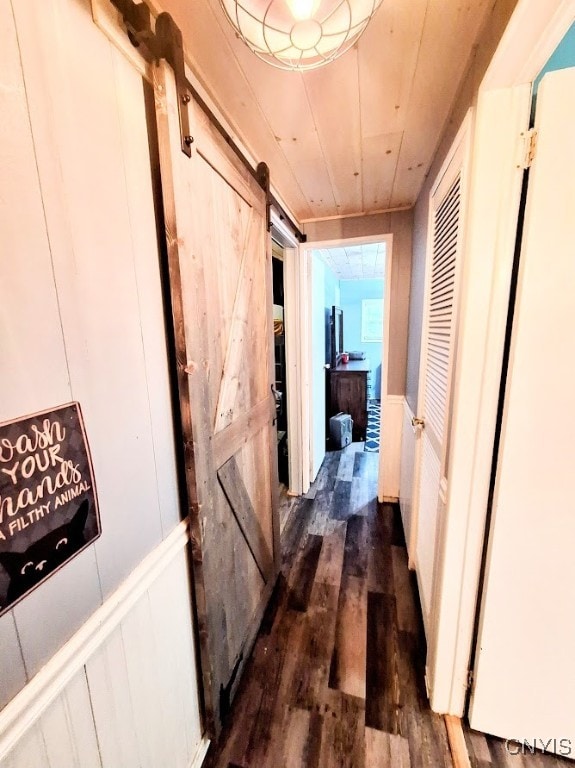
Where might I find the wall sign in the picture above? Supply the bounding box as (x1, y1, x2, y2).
(0, 402, 100, 617)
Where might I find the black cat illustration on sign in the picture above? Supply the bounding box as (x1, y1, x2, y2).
(0, 500, 90, 605)
(0, 403, 100, 617)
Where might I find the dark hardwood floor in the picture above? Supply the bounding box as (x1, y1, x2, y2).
(204, 444, 570, 768)
(463, 726, 574, 768)
(204, 444, 451, 768)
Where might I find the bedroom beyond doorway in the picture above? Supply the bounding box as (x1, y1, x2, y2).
(311, 242, 386, 473)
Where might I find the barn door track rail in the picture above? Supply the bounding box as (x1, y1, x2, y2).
(109, 0, 306, 241)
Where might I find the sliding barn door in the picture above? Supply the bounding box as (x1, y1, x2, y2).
(154, 61, 279, 734)
(413, 121, 468, 637)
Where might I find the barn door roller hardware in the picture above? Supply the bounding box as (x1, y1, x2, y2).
(256, 163, 306, 242)
(109, 0, 192, 157)
(109, 1, 306, 241)
(257, 162, 272, 232)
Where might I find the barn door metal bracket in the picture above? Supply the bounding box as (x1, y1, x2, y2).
(109, 1, 192, 157)
(155, 14, 193, 157)
(257, 162, 272, 232)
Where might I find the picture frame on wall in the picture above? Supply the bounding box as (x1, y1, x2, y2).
(361, 299, 383, 342)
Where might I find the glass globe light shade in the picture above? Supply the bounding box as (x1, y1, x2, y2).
(220, 0, 383, 71)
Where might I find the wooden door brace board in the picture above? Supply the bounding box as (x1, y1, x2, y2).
(213, 397, 273, 470)
(217, 456, 274, 581)
(214, 209, 261, 432)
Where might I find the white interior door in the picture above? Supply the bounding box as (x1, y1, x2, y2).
(469, 67, 575, 752)
(413, 120, 468, 636)
(310, 255, 327, 481)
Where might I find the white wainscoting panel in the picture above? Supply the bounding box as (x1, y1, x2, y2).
(0, 525, 207, 768)
(0, 723, 48, 768)
(399, 399, 417, 563)
(379, 395, 404, 501)
(40, 671, 101, 768)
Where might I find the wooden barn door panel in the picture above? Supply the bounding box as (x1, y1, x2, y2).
(154, 60, 279, 735)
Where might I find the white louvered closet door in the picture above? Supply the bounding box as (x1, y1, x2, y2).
(414, 123, 468, 636)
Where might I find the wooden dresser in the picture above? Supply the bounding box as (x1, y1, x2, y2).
(328, 359, 370, 441)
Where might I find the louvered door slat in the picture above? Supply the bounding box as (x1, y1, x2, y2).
(436, 179, 461, 220)
(431, 241, 458, 271)
(434, 222, 458, 247)
(415, 117, 468, 640)
(431, 266, 456, 291)
(433, 209, 460, 251)
(427, 346, 450, 363)
(423, 173, 461, 447)
(429, 298, 454, 312)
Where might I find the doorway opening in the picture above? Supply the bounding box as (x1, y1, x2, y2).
(297, 234, 392, 498)
(272, 240, 289, 489)
(270, 216, 302, 537)
(315, 244, 386, 453)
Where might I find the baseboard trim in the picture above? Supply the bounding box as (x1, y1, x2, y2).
(384, 394, 405, 405)
(189, 735, 211, 768)
(444, 715, 472, 768)
(0, 519, 190, 759)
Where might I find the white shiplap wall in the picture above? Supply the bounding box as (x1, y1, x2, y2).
(0, 532, 207, 768)
(0, 0, 206, 763)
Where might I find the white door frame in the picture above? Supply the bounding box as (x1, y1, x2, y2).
(308, 251, 329, 483)
(293, 233, 393, 495)
(427, 0, 575, 716)
(271, 210, 305, 496)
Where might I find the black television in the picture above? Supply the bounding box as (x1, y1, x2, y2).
(330, 306, 344, 368)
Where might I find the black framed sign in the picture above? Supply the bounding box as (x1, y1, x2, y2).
(0, 402, 100, 617)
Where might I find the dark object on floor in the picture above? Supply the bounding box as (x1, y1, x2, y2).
(329, 412, 353, 449)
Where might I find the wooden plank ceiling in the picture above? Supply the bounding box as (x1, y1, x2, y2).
(159, 0, 492, 223)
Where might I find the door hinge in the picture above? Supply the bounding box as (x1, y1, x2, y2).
(518, 128, 537, 169)
(466, 668, 474, 691)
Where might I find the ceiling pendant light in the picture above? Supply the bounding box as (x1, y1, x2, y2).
(220, 0, 383, 71)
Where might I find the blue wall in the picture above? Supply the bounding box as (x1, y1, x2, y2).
(532, 21, 575, 119)
(340, 279, 385, 397)
(534, 21, 575, 96)
(324, 264, 340, 365)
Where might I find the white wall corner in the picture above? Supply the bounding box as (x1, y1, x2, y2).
(378, 395, 404, 501)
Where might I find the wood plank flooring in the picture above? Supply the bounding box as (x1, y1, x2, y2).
(464, 726, 574, 768)
(205, 444, 574, 768)
(204, 444, 451, 768)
